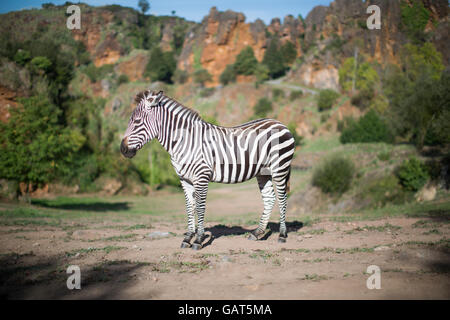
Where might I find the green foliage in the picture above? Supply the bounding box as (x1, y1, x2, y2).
(83, 63, 114, 83)
(395, 157, 430, 191)
(337, 116, 356, 133)
(312, 155, 355, 194)
(193, 68, 212, 87)
(31, 56, 52, 72)
(199, 87, 215, 98)
(358, 174, 413, 208)
(145, 47, 176, 83)
(14, 49, 31, 66)
(253, 98, 273, 118)
(280, 41, 297, 65)
(272, 88, 285, 100)
(350, 89, 374, 111)
(289, 90, 303, 101)
(263, 38, 286, 79)
(138, 0, 150, 14)
(383, 44, 447, 148)
(400, 0, 430, 42)
(317, 89, 339, 111)
(339, 58, 379, 93)
(117, 74, 129, 85)
(254, 63, 269, 85)
(288, 122, 303, 147)
(0, 96, 84, 190)
(340, 110, 393, 144)
(234, 46, 258, 76)
(219, 64, 236, 85)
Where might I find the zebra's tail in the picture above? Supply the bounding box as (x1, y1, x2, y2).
(286, 168, 291, 194)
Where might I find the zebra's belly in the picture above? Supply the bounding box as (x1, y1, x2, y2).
(210, 164, 271, 183)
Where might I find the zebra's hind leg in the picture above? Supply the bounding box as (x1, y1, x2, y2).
(180, 180, 196, 248)
(248, 174, 276, 241)
(273, 170, 291, 243)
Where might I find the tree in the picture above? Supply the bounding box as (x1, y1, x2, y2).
(281, 41, 297, 65)
(220, 64, 237, 85)
(253, 98, 273, 117)
(193, 68, 212, 87)
(317, 89, 339, 111)
(138, 0, 150, 14)
(262, 38, 286, 79)
(383, 43, 446, 148)
(0, 96, 84, 198)
(234, 46, 258, 75)
(339, 57, 379, 93)
(145, 47, 176, 83)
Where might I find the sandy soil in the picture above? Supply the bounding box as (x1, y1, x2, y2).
(0, 182, 449, 300)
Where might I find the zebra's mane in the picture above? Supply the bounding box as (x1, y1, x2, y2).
(161, 95, 202, 121)
(134, 90, 203, 121)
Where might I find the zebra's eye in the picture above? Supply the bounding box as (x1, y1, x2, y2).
(133, 119, 141, 124)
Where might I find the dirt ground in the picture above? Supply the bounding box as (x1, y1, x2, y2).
(0, 180, 449, 300)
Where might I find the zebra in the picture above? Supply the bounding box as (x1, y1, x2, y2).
(120, 90, 295, 250)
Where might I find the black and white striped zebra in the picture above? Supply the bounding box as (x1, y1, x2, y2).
(121, 90, 295, 250)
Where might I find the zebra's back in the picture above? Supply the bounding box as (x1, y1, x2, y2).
(203, 118, 295, 184)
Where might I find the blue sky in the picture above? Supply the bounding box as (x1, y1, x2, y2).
(0, 0, 333, 24)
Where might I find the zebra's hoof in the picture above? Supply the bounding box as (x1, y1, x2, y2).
(278, 237, 287, 243)
(180, 241, 191, 249)
(247, 233, 258, 241)
(191, 243, 203, 251)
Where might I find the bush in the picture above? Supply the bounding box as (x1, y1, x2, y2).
(145, 48, 176, 83)
(263, 38, 286, 79)
(193, 68, 212, 87)
(254, 63, 269, 85)
(272, 88, 285, 100)
(289, 90, 303, 101)
(312, 155, 355, 194)
(117, 74, 129, 85)
(340, 110, 393, 144)
(234, 46, 258, 75)
(280, 41, 297, 65)
(351, 89, 374, 111)
(400, 0, 430, 42)
(199, 87, 215, 98)
(31, 56, 52, 72)
(14, 49, 31, 66)
(317, 89, 339, 111)
(395, 157, 429, 191)
(253, 98, 273, 118)
(219, 64, 237, 85)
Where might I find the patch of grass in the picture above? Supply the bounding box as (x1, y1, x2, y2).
(0, 219, 60, 227)
(101, 234, 137, 241)
(345, 223, 401, 234)
(66, 246, 125, 257)
(249, 250, 275, 261)
(422, 229, 441, 235)
(297, 228, 326, 235)
(0, 207, 51, 218)
(301, 273, 328, 281)
(124, 224, 150, 230)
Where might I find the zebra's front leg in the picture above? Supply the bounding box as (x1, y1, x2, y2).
(180, 180, 196, 248)
(248, 175, 276, 241)
(191, 181, 209, 250)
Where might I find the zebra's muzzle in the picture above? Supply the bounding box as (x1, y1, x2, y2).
(120, 137, 137, 158)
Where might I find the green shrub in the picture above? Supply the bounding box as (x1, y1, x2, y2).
(272, 88, 285, 100)
(395, 157, 429, 191)
(14, 49, 31, 66)
(317, 89, 339, 111)
(31, 56, 52, 72)
(377, 151, 391, 162)
(234, 46, 258, 75)
(117, 74, 129, 85)
(193, 68, 212, 87)
(337, 116, 356, 133)
(351, 89, 374, 111)
(254, 63, 269, 85)
(219, 64, 237, 85)
(199, 87, 215, 98)
(340, 110, 393, 144)
(289, 90, 303, 101)
(400, 0, 430, 42)
(263, 38, 286, 79)
(253, 98, 273, 118)
(358, 174, 413, 208)
(312, 155, 355, 194)
(145, 48, 176, 83)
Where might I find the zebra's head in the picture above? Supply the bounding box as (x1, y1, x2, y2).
(120, 90, 164, 158)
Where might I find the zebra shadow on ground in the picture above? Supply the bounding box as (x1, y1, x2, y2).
(202, 220, 304, 248)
